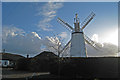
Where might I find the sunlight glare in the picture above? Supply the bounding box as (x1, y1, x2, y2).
(103, 29, 118, 46)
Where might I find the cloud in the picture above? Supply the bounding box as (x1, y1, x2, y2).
(2, 26, 64, 56)
(86, 34, 118, 57)
(86, 42, 118, 57)
(3, 26, 118, 57)
(42, 33, 119, 57)
(2, 26, 43, 56)
(2, 25, 25, 43)
(91, 34, 98, 43)
(36, 1, 63, 31)
(61, 33, 118, 57)
(59, 32, 68, 39)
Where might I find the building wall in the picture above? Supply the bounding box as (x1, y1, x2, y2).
(0, 60, 10, 67)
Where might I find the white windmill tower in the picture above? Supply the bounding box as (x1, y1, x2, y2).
(57, 12, 99, 57)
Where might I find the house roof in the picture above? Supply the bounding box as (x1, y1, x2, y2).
(33, 51, 58, 59)
(0, 53, 25, 61)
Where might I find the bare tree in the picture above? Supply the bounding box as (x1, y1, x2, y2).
(46, 35, 63, 57)
(45, 34, 65, 57)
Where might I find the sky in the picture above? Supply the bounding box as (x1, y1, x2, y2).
(2, 2, 119, 57)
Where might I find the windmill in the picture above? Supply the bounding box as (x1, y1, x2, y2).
(57, 12, 99, 57)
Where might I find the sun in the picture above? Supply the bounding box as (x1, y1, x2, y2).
(102, 29, 118, 46)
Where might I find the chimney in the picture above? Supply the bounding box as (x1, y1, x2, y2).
(27, 54, 29, 58)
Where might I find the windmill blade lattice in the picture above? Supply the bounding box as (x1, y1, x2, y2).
(57, 17, 73, 32)
(81, 12, 95, 30)
(57, 12, 97, 57)
(84, 34, 99, 50)
(60, 39, 71, 53)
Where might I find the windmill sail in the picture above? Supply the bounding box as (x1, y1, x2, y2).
(57, 12, 97, 57)
(81, 12, 95, 30)
(85, 38, 98, 50)
(84, 34, 100, 50)
(60, 39, 71, 53)
(57, 17, 73, 31)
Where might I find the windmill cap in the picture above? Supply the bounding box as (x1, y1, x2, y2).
(75, 13, 78, 18)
